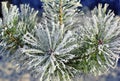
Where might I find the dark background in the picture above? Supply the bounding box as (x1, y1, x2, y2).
(0, 0, 120, 17)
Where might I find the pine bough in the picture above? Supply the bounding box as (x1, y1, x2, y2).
(0, 0, 120, 81)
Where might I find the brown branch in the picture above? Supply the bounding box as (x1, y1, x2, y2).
(4, 25, 23, 48)
(59, 0, 63, 25)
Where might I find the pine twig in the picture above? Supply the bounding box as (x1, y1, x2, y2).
(4, 25, 23, 48)
(59, 0, 63, 25)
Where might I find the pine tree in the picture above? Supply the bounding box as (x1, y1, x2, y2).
(0, 0, 120, 81)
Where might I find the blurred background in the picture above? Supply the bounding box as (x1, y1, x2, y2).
(0, 0, 120, 81)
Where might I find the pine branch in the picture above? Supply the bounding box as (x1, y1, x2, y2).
(4, 25, 23, 48)
(65, 41, 100, 65)
(0, 1, 120, 81)
(75, 4, 120, 75)
(21, 21, 78, 81)
(59, 0, 63, 25)
(65, 54, 90, 64)
(0, 2, 38, 58)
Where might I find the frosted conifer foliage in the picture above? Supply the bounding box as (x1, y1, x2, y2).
(0, 2, 38, 59)
(76, 4, 120, 75)
(0, 1, 120, 81)
(41, 0, 82, 32)
(22, 20, 78, 81)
